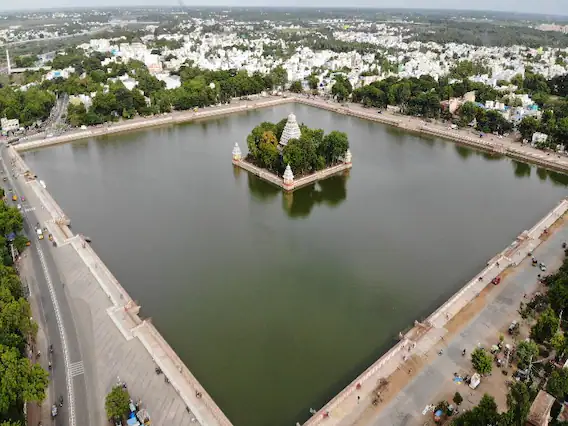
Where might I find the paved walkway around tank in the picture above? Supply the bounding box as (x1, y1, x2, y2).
(6, 147, 219, 426)
(358, 217, 568, 426)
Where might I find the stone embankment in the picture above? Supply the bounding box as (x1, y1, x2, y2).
(13, 94, 568, 174)
(14, 96, 294, 152)
(302, 198, 568, 426)
(8, 145, 234, 426)
(233, 158, 352, 191)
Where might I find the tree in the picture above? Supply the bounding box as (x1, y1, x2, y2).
(453, 392, 463, 406)
(551, 331, 567, 355)
(452, 394, 500, 426)
(105, 385, 130, 421)
(289, 81, 303, 93)
(320, 131, 349, 165)
(516, 340, 539, 369)
(504, 382, 531, 426)
(518, 116, 540, 141)
(0, 345, 48, 414)
(308, 74, 319, 90)
(471, 348, 493, 375)
(531, 307, 559, 343)
(547, 368, 568, 399)
(257, 131, 280, 171)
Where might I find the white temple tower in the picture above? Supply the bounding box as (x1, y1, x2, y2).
(283, 164, 294, 190)
(232, 142, 242, 163)
(279, 113, 301, 148)
(344, 149, 352, 164)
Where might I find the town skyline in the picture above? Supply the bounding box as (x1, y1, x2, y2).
(0, 2, 566, 17)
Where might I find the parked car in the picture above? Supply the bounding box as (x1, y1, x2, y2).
(491, 277, 501, 285)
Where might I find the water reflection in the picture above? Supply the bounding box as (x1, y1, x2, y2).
(536, 167, 568, 186)
(282, 174, 348, 218)
(242, 170, 348, 217)
(512, 161, 531, 178)
(454, 145, 473, 160)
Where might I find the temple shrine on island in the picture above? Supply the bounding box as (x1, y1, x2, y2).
(231, 112, 352, 192)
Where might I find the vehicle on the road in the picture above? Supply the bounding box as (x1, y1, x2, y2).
(508, 320, 519, 334)
(491, 277, 501, 285)
(48, 234, 53, 241)
(540, 264, 547, 272)
(532, 257, 538, 266)
(51, 404, 57, 418)
(11, 194, 16, 201)
(2, 177, 6, 182)
(20, 196, 24, 201)
(36, 228, 44, 240)
(17, 204, 21, 210)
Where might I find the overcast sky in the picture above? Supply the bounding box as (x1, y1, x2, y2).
(0, 0, 565, 16)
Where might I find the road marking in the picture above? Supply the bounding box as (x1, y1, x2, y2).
(24, 207, 35, 212)
(69, 361, 84, 377)
(36, 247, 76, 426)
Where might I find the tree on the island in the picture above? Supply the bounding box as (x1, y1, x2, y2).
(258, 131, 280, 171)
(471, 348, 492, 375)
(282, 139, 307, 175)
(105, 385, 130, 421)
(289, 81, 303, 93)
(518, 116, 541, 141)
(452, 392, 463, 406)
(503, 382, 531, 426)
(319, 131, 349, 165)
(246, 122, 278, 160)
(452, 394, 500, 426)
(547, 368, 568, 399)
(516, 340, 539, 369)
(531, 307, 559, 343)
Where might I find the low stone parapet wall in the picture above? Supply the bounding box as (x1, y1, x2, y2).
(233, 159, 351, 191)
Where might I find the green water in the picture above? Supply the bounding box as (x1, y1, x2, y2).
(22, 104, 568, 426)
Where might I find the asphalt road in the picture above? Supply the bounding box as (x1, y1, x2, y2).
(0, 144, 90, 426)
(367, 220, 568, 426)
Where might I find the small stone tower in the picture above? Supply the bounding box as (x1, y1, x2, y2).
(232, 142, 242, 163)
(283, 164, 294, 191)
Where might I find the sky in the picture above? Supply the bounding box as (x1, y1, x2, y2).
(0, 0, 565, 16)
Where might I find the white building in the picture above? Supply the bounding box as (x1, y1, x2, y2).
(532, 132, 548, 145)
(1, 118, 19, 132)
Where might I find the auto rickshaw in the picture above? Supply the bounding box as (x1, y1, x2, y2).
(11, 194, 17, 201)
(48, 234, 53, 241)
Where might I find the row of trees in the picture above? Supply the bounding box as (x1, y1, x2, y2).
(246, 118, 349, 176)
(0, 196, 48, 424)
(0, 86, 55, 129)
(42, 50, 291, 126)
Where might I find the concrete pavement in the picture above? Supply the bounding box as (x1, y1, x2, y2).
(356, 217, 568, 426)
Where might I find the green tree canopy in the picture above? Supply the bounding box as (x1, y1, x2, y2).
(531, 307, 559, 343)
(105, 385, 130, 420)
(516, 340, 539, 370)
(471, 347, 493, 375)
